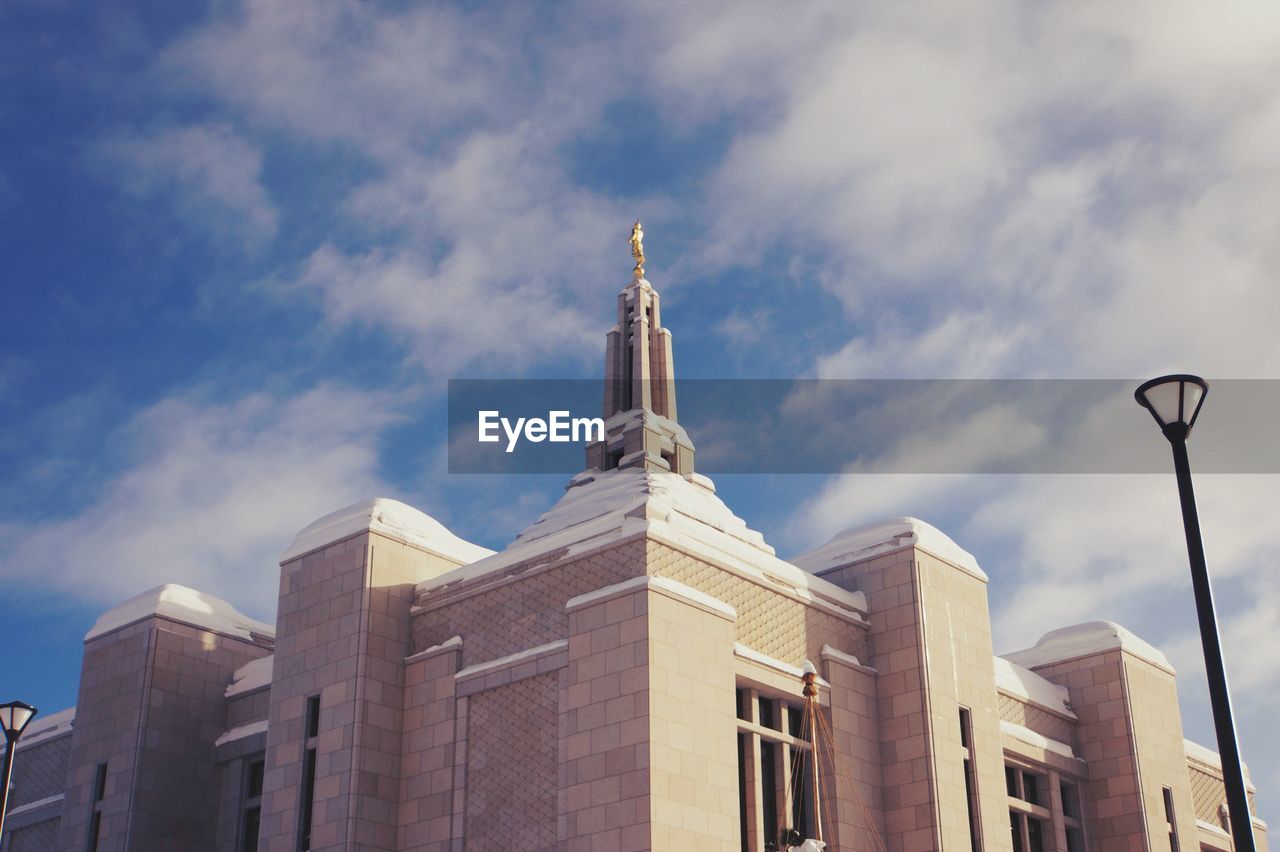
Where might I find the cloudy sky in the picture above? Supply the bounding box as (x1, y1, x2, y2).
(3, 0, 1279, 818)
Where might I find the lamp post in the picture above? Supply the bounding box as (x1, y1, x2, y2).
(1135, 374, 1255, 852)
(0, 700, 38, 841)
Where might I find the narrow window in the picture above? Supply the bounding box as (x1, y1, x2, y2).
(306, 694, 321, 739)
(737, 733, 749, 852)
(298, 748, 317, 851)
(1061, 780, 1086, 852)
(1010, 809, 1024, 851)
(1163, 787, 1180, 852)
(242, 756, 265, 852)
(1021, 771, 1040, 806)
(759, 740, 779, 844)
(87, 762, 108, 852)
(1026, 816, 1045, 852)
(757, 697, 777, 731)
(959, 708, 982, 852)
(93, 762, 108, 802)
(298, 694, 321, 851)
(87, 812, 102, 852)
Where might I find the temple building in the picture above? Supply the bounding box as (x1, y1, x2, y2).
(2, 242, 1269, 852)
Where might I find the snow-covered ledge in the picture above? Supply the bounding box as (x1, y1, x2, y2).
(86, 584, 274, 644)
(792, 516, 987, 582)
(281, 497, 494, 565)
(1004, 621, 1174, 675)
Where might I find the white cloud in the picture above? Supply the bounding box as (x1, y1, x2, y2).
(681, 4, 1280, 378)
(165, 4, 493, 152)
(289, 239, 599, 377)
(162, 4, 657, 376)
(95, 123, 277, 244)
(0, 385, 403, 620)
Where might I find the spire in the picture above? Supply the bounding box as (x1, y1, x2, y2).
(585, 224, 696, 475)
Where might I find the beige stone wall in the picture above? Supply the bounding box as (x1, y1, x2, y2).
(559, 582, 656, 852)
(557, 578, 740, 851)
(1023, 648, 1208, 852)
(413, 539, 643, 665)
(397, 642, 462, 850)
(818, 545, 1012, 852)
(58, 620, 153, 852)
(415, 537, 867, 674)
(1124, 656, 1200, 850)
(650, 541, 868, 666)
(1186, 756, 1270, 851)
(260, 531, 465, 852)
(821, 651, 886, 849)
(465, 672, 560, 849)
(1029, 650, 1143, 849)
(996, 693, 1075, 745)
(227, 683, 272, 729)
(915, 551, 1012, 852)
(58, 617, 270, 852)
(646, 584, 739, 850)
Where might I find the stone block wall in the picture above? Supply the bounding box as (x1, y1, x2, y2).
(1023, 649, 1194, 851)
(57, 616, 270, 852)
(816, 545, 1011, 851)
(259, 529, 466, 852)
(820, 649, 884, 848)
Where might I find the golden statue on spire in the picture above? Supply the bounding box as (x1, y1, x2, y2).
(629, 220, 645, 277)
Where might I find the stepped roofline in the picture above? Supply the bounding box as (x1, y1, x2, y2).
(86, 583, 275, 643)
(1004, 620, 1175, 674)
(417, 468, 867, 620)
(790, 516, 987, 581)
(281, 497, 494, 565)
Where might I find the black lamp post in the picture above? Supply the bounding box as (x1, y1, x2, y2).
(1135, 374, 1255, 852)
(0, 700, 38, 841)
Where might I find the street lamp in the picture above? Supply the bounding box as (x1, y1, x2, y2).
(0, 700, 38, 841)
(1135, 374, 1255, 852)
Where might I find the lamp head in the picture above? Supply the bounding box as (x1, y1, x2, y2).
(1135, 374, 1208, 443)
(0, 700, 37, 742)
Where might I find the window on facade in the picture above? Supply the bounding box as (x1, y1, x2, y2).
(93, 762, 108, 802)
(1006, 761, 1088, 852)
(1007, 764, 1050, 852)
(242, 756, 265, 852)
(1061, 780, 1085, 852)
(735, 686, 816, 852)
(959, 708, 982, 852)
(87, 761, 107, 852)
(1163, 787, 1180, 852)
(87, 811, 102, 852)
(298, 695, 321, 851)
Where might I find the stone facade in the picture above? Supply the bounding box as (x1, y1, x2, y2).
(4, 270, 1268, 852)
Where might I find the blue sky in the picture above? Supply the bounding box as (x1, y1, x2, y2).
(3, 0, 1280, 817)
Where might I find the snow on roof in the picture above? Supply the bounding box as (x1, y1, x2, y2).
(1000, 719, 1080, 762)
(15, 706, 74, 750)
(993, 656, 1076, 719)
(417, 469, 867, 618)
(86, 584, 275, 643)
(789, 517, 987, 582)
(1185, 738, 1254, 783)
(281, 497, 494, 565)
(1004, 621, 1174, 674)
(226, 654, 274, 698)
(4, 793, 64, 819)
(215, 718, 269, 748)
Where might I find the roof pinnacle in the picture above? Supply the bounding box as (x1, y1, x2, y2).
(629, 220, 645, 278)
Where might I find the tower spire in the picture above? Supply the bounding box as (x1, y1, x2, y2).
(585, 224, 696, 475)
